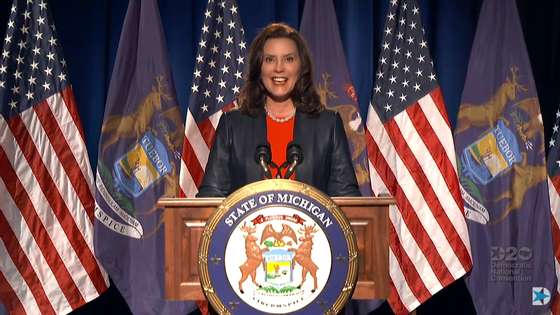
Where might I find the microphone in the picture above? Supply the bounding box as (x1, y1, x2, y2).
(255, 144, 273, 179)
(284, 142, 303, 179)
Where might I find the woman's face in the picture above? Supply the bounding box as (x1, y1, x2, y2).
(260, 37, 301, 103)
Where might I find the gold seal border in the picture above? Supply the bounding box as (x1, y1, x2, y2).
(198, 179, 358, 315)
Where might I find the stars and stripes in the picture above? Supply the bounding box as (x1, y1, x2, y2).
(179, 0, 246, 197)
(547, 106, 560, 314)
(0, 0, 108, 314)
(365, 0, 472, 313)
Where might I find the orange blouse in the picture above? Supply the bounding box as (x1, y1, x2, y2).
(266, 115, 295, 179)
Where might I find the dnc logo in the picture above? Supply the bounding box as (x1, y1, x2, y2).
(532, 287, 551, 306)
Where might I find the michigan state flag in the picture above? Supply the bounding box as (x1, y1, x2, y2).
(93, 0, 193, 313)
(299, 0, 371, 197)
(454, 0, 556, 313)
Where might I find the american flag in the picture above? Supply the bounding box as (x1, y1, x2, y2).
(0, 1, 108, 314)
(365, 0, 472, 313)
(179, 0, 246, 197)
(547, 107, 560, 314)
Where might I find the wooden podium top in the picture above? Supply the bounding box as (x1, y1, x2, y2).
(159, 196, 395, 206)
(159, 196, 394, 301)
(158, 197, 395, 209)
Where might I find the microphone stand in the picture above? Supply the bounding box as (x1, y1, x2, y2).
(283, 142, 303, 179)
(258, 157, 272, 179)
(255, 143, 281, 179)
(283, 159, 299, 179)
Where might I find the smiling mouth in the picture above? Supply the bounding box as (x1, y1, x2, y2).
(272, 77, 288, 84)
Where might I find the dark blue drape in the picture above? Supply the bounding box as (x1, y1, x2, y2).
(1, 0, 559, 314)
(0, 0, 470, 169)
(2, 0, 559, 170)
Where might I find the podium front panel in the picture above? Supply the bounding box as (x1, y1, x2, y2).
(159, 197, 392, 301)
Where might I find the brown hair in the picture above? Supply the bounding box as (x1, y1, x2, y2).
(238, 23, 323, 116)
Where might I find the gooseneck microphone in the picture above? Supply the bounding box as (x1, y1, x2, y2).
(255, 144, 273, 179)
(284, 142, 303, 179)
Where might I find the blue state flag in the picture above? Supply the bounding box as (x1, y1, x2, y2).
(299, 1, 383, 313)
(299, 0, 372, 196)
(93, 0, 193, 313)
(454, 0, 556, 313)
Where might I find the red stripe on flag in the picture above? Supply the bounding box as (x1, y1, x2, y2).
(0, 145, 85, 308)
(60, 87, 87, 144)
(223, 102, 236, 112)
(552, 176, 560, 315)
(429, 88, 452, 129)
(196, 300, 210, 315)
(552, 216, 560, 262)
(181, 138, 205, 187)
(0, 210, 56, 315)
(551, 177, 560, 315)
(382, 119, 456, 284)
(178, 186, 186, 198)
(552, 176, 560, 199)
(406, 103, 472, 270)
(33, 101, 108, 294)
(34, 101, 95, 222)
(407, 102, 464, 210)
(0, 273, 27, 315)
(365, 130, 443, 294)
(388, 223, 431, 303)
(388, 279, 409, 315)
(198, 118, 217, 149)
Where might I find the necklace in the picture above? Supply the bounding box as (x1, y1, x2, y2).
(264, 105, 296, 123)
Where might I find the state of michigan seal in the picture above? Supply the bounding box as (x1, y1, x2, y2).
(199, 179, 358, 314)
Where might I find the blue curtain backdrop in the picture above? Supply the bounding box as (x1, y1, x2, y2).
(1, 0, 559, 314)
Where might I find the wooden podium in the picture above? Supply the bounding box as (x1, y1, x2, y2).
(158, 196, 393, 301)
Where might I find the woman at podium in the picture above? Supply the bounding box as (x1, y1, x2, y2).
(197, 23, 359, 198)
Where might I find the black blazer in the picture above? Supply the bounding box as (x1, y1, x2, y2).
(197, 109, 360, 197)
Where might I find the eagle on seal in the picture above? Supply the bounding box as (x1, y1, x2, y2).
(260, 224, 298, 246)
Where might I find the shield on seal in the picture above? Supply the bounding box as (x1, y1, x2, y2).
(263, 248, 294, 288)
(460, 119, 521, 185)
(113, 131, 172, 198)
